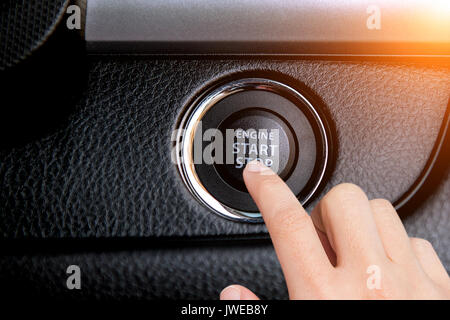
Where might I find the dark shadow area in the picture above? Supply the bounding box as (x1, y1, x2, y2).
(0, 19, 88, 150)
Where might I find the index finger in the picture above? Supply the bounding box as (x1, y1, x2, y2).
(243, 160, 333, 297)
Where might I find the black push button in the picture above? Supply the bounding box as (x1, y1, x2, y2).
(215, 108, 297, 192)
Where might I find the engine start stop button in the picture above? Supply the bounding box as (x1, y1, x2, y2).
(215, 108, 297, 192)
(176, 78, 330, 222)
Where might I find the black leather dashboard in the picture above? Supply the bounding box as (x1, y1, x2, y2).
(1, 58, 449, 239)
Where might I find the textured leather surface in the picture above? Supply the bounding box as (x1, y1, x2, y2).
(0, 164, 448, 300)
(0, 58, 449, 240)
(0, 241, 288, 300)
(2, 158, 450, 301)
(0, 0, 68, 70)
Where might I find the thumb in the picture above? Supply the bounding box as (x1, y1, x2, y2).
(220, 285, 260, 300)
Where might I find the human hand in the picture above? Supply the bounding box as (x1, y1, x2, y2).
(220, 160, 450, 300)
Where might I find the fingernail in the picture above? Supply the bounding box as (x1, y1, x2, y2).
(220, 285, 241, 300)
(245, 160, 274, 174)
